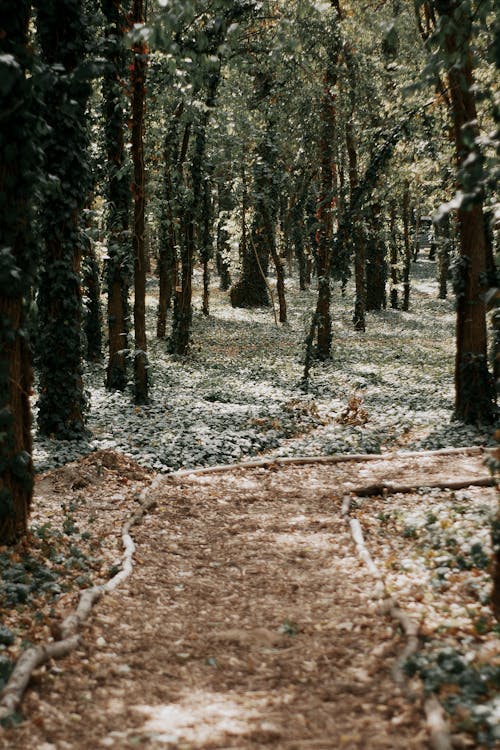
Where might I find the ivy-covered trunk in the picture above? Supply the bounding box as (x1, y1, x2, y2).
(366, 201, 387, 311)
(346, 118, 366, 331)
(290, 177, 310, 292)
(130, 0, 149, 403)
(169, 70, 220, 354)
(434, 0, 496, 423)
(157, 101, 183, 338)
(36, 0, 91, 439)
(389, 202, 399, 310)
(201, 173, 213, 316)
(102, 0, 131, 391)
(314, 44, 338, 359)
(82, 228, 103, 362)
(0, 1, 37, 544)
(215, 172, 233, 292)
(230, 133, 276, 310)
(402, 182, 411, 311)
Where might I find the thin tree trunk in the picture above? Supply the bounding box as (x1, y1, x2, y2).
(170, 72, 220, 354)
(402, 182, 411, 311)
(389, 201, 399, 310)
(346, 119, 366, 331)
(201, 174, 213, 316)
(157, 101, 184, 338)
(131, 0, 148, 403)
(315, 73, 336, 358)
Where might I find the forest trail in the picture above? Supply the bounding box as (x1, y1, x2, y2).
(1, 449, 496, 749)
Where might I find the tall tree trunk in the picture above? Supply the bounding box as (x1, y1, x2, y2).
(290, 176, 310, 291)
(389, 201, 399, 309)
(36, 0, 90, 439)
(230, 128, 278, 310)
(169, 71, 220, 354)
(0, 1, 35, 544)
(434, 0, 496, 423)
(157, 100, 184, 338)
(402, 182, 412, 311)
(436, 212, 453, 300)
(102, 0, 130, 389)
(131, 0, 149, 403)
(346, 118, 366, 331)
(366, 201, 387, 311)
(82, 229, 103, 362)
(315, 21, 341, 358)
(201, 173, 213, 316)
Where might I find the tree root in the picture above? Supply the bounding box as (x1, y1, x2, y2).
(341, 494, 453, 750)
(0, 476, 162, 722)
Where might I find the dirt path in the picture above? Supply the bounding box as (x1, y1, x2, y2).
(1, 450, 495, 749)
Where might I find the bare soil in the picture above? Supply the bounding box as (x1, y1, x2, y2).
(0, 449, 497, 750)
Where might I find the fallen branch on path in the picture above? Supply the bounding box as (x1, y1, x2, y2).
(172, 446, 484, 479)
(351, 475, 496, 497)
(0, 476, 161, 723)
(341, 494, 453, 750)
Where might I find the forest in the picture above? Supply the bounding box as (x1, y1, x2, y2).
(0, 0, 499, 748)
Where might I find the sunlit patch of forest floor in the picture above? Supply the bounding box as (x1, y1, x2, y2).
(1, 260, 498, 748)
(0, 449, 498, 749)
(34, 258, 496, 473)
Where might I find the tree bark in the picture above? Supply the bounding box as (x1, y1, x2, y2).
(102, 0, 130, 389)
(346, 119, 366, 331)
(36, 0, 90, 439)
(402, 182, 411, 311)
(0, 2, 35, 544)
(434, 0, 496, 423)
(131, 0, 149, 403)
(389, 201, 399, 309)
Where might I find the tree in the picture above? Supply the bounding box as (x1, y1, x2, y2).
(429, 0, 496, 423)
(130, 0, 149, 402)
(102, 0, 132, 391)
(0, 1, 38, 544)
(35, 0, 93, 438)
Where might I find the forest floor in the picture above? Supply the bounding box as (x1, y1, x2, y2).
(0, 448, 498, 749)
(1, 260, 499, 748)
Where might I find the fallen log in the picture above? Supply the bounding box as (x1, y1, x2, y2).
(351, 475, 496, 497)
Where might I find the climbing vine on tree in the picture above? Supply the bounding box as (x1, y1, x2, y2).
(35, 0, 94, 439)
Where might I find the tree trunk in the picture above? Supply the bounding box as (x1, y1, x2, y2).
(0, 1, 35, 544)
(102, 0, 130, 390)
(169, 71, 220, 354)
(201, 174, 213, 316)
(436, 213, 453, 300)
(290, 183, 309, 291)
(82, 230, 103, 362)
(389, 201, 399, 310)
(346, 119, 366, 331)
(131, 0, 149, 403)
(36, 0, 90, 439)
(315, 60, 337, 358)
(157, 101, 184, 338)
(270, 228, 287, 323)
(434, 0, 496, 423)
(366, 201, 387, 311)
(230, 132, 277, 310)
(402, 182, 411, 311)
